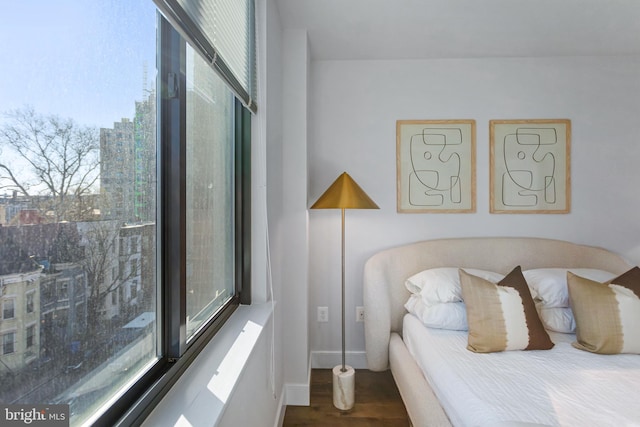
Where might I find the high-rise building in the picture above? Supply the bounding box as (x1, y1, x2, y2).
(100, 119, 135, 221)
(133, 93, 157, 223)
(100, 91, 156, 224)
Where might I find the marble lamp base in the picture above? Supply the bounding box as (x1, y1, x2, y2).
(332, 364, 355, 410)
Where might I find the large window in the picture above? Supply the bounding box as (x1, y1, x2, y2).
(0, 1, 252, 425)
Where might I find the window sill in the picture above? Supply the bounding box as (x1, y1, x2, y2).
(141, 303, 274, 426)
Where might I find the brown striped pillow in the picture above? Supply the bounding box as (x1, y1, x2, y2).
(460, 266, 554, 353)
(567, 267, 640, 354)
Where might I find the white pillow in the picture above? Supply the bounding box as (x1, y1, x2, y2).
(523, 268, 616, 308)
(405, 294, 468, 330)
(405, 267, 504, 304)
(537, 306, 576, 333)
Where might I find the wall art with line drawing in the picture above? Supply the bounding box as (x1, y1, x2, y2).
(490, 119, 571, 214)
(397, 120, 476, 213)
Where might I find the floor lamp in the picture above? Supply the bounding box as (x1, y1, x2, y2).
(310, 172, 379, 410)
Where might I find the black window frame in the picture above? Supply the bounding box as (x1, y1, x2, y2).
(94, 14, 252, 427)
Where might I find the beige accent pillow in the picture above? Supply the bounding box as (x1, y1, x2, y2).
(460, 266, 554, 353)
(568, 267, 640, 354)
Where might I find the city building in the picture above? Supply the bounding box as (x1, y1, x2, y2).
(101, 92, 156, 223)
(100, 118, 135, 221)
(133, 93, 157, 223)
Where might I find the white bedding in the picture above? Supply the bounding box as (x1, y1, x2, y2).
(403, 313, 640, 427)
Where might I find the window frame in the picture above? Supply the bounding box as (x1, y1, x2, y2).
(94, 14, 252, 427)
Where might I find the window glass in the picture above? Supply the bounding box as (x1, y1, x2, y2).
(59, 282, 70, 301)
(26, 325, 36, 348)
(3, 299, 15, 319)
(0, 1, 158, 424)
(26, 292, 35, 313)
(185, 45, 235, 339)
(3, 333, 15, 355)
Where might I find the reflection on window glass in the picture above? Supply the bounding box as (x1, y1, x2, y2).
(185, 45, 235, 339)
(0, 1, 158, 424)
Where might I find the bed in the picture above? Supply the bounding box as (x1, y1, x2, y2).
(363, 237, 638, 427)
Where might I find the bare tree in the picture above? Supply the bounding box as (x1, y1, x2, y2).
(0, 106, 99, 221)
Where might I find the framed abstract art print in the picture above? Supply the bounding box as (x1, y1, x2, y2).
(397, 120, 476, 213)
(490, 119, 571, 214)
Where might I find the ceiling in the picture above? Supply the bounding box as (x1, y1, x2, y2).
(276, 0, 640, 60)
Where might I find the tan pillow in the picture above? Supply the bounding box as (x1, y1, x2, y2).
(567, 267, 640, 354)
(460, 266, 554, 353)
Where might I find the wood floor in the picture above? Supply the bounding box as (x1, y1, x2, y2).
(282, 369, 410, 426)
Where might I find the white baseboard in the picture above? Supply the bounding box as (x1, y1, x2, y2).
(284, 351, 372, 408)
(284, 352, 312, 407)
(273, 384, 287, 427)
(285, 382, 310, 406)
(310, 351, 368, 369)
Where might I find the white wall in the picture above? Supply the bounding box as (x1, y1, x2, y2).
(262, 0, 286, 420)
(306, 55, 640, 366)
(278, 28, 312, 405)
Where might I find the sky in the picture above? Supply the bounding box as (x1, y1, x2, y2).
(0, 0, 157, 129)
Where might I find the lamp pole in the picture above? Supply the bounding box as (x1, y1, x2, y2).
(341, 208, 346, 372)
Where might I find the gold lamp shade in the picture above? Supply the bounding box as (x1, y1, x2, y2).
(310, 172, 379, 210)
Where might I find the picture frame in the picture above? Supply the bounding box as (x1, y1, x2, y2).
(490, 119, 571, 214)
(397, 120, 476, 213)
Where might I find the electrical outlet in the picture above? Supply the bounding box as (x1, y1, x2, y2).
(356, 306, 365, 322)
(317, 306, 329, 322)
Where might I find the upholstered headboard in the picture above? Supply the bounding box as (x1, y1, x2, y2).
(363, 237, 631, 371)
